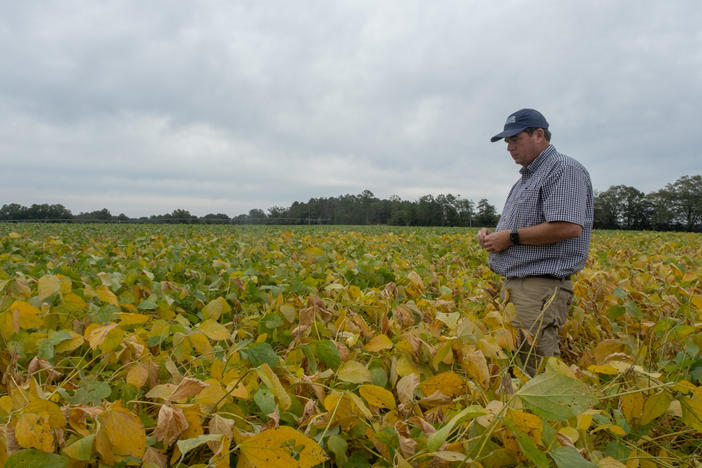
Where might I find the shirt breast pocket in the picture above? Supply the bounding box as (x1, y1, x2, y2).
(516, 188, 541, 222)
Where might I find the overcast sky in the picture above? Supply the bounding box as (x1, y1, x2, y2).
(1, 1, 700, 218)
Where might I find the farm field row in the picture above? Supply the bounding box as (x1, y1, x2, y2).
(0, 224, 700, 467)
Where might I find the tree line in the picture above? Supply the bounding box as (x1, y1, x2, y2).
(1, 175, 699, 230)
(594, 175, 701, 231)
(0, 192, 500, 227)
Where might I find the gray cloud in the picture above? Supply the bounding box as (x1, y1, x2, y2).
(1, 0, 700, 217)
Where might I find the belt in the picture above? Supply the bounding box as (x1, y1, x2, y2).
(508, 274, 571, 281)
(531, 274, 571, 281)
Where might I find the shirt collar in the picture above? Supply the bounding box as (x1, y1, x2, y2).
(520, 144, 556, 176)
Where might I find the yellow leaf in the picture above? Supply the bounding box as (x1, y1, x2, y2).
(126, 364, 149, 389)
(557, 426, 580, 444)
(593, 339, 626, 363)
(592, 424, 626, 436)
(364, 334, 394, 352)
(303, 246, 325, 259)
(256, 364, 291, 410)
(177, 403, 204, 440)
(0, 311, 18, 340)
(199, 319, 231, 341)
(432, 340, 455, 370)
(57, 274, 72, 294)
(507, 408, 543, 445)
(146, 384, 178, 400)
(621, 392, 644, 424)
(195, 379, 229, 413)
(588, 364, 620, 375)
(15, 412, 54, 451)
(671, 380, 696, 394)
(641, 392, 671, 426)
(395, 355, 419, 378)
(119, 312, 151, 326)
(323, 391, 368, 431)
(464, 350, 491, 389)
(86, 322, 119, 350)
(95, 403, 146, 465)
(337, 360, 372, 384)
(37, 275, 60, 300)
(691, 295, 702, 310)
(211, 359, 224, 380)
(188, 331, 213, 356)
(11, 300, 44, 329)
(23, 399, 65, 428)
(359, 384, 396, 410)
(0, 396, 12, 416)
(62, 293, 87, 312)
(54, 331, 84, 353)
(203, 297, 231, 321)
(96, 285, 120, 307)
(100, 327, 126, 353)
(420, 371, 467, 398)
(577, 409, 601, 431)
(681, 389, 702, 432)
(238, 426, 328, 468)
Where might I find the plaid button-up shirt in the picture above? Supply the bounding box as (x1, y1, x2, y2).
(489, 144, 593, 278)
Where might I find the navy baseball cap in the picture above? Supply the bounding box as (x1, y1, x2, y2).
(490, 108, 549, 142)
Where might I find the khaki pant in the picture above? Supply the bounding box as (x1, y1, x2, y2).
(502, 277, 573, 376)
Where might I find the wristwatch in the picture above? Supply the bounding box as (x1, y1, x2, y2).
(510, 228, 520, 246)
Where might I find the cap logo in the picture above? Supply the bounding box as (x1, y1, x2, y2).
(506, 115, 517, 124)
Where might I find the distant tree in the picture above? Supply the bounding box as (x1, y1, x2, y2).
(248, 208, 266, 219)
(26, 203, 73, 220)
(203, 213, 230, 219)
(169, 209, 197, 224)
(267, 206, 288, 220)
(455, 198, 475, 227)
(646, 189, 676, 230)
(594, 188, 622, 229)
(475, 199, 499, 227)
(666, 175, 702, 230)
(202, 213, 230, 224)
(0, 203, 28, 220)
(76, 208, 112, 220)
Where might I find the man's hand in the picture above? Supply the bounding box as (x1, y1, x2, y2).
(477, 228, 492, 249)
(481, 230, 513, 253)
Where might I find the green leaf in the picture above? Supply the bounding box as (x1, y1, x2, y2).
(63, 434, 95, 461)
(176, 434, 223, 459)
(137, 296, 158, 310)
(5, 450, 68, 468)
(316, 340, 341, 370)
(247, 342, 281, 368)
(503, 418, 549, 468)
(612, 286, 627, 300)
(548, 446, 597, 468)
(517, 372, 596, 421)
(254, 387, 277, 415)
(68, 381, 112, 405)
(327, 434, 348, 466)
(625, 300, 642, 319)
(426, 405, 486, 452)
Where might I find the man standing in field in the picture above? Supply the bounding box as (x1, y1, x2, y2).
(477, 108, 593, 376)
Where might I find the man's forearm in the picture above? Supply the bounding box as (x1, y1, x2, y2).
(517, 221, 582, 245)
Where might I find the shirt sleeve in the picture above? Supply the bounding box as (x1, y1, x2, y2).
(541, 163, 591, 227)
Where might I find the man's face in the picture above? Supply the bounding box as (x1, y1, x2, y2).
(504, 130, 544, 167)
